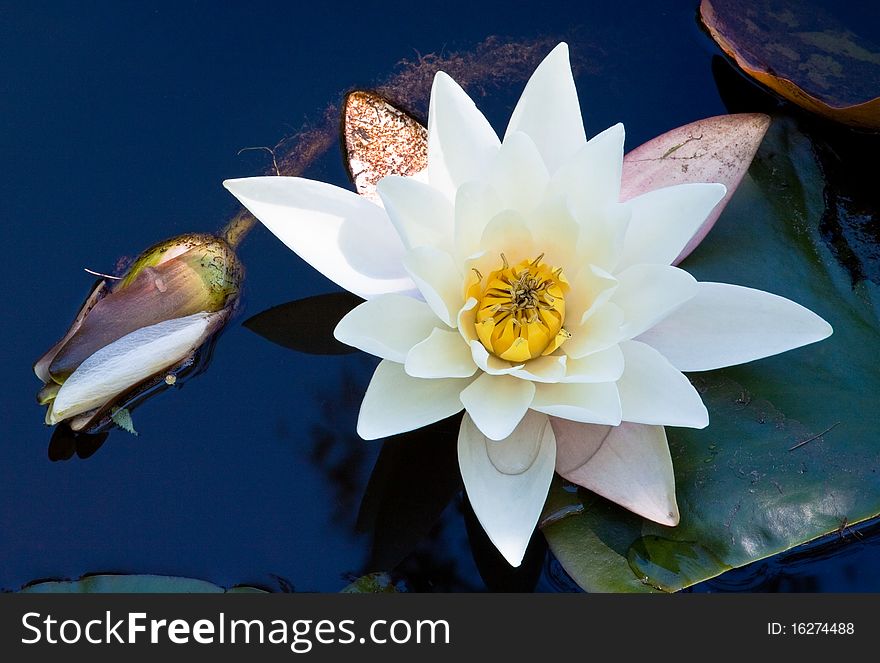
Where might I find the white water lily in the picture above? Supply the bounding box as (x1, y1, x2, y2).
(224, 43, 832, 567)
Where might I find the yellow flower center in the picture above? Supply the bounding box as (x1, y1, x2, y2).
(470, 253, 570, 362)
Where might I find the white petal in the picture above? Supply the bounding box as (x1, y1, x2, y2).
(618, 182, 726, 269)
(454, 180, 505, 261)
(531, 381, 622, 425)
(565, 264, 618, 325)
(51, 312, 215, 423)
(479, 209, 535, 258)
(460, 373, 535, 440)
(459, 411, 556, 566)
(357, 360, 472, 439)
(559, 422, 679, 526)
(550, 123, 625, 214)
(617, 340, 708, 428)
(611, 264, 698, 339)
(562, 302, 624, 359)
(573, 201, 632, 274)
(511, 355, 567, 383)
(405, 328, 477, 378)
(427, 72, 500, 197)
(403, 246, 464, 328)
(637, 282, 834, 371)
(551, 419, 609, 475)
(504, 43, 586, 174)
(562, 344, 625, 383)
(376, 175, 454, 252)
(224, 177, 413, 299)
(334, 294, 440, 362)
(489, 132, 550, 213)
(526, 194, 581, 274)
(469, 340, 523, 375)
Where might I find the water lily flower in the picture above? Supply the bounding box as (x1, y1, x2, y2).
(35, 234, 242, 432)
(224, 44, 832, 566)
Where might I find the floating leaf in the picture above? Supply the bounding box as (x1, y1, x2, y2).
(19, 574, 265, 593)
(243, 292, 364, 355)
(343, 91, 428, 203)
(620, 113, 771, 263)
(700, 0, 880, 130)
(542, 117, 880, 591)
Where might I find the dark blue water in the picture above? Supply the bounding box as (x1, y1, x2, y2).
(1, 0, 878, 592)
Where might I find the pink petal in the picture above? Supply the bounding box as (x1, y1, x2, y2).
(620, 113, 770, 263)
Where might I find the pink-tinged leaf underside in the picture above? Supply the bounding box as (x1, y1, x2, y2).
(620, 113, 770, 264)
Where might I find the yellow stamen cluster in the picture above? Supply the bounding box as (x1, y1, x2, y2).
(469, 253, 570, 362)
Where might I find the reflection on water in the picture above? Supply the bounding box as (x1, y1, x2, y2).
(47, 426, 109, 461)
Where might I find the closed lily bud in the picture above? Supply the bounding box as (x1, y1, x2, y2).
(35, 233, 242, 432)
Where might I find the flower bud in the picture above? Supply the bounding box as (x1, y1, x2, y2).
(35, 233, 242, 432)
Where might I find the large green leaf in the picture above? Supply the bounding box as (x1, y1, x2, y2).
(541, 117, 880, 592)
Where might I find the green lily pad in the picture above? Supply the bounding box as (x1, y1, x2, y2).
(19, 574, 266, 593)
(541, 116, 880, 592)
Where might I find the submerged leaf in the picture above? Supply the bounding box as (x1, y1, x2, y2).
(244, 292, 364, 355)
(110, 408, 138, 436)
(19, 574, 266, 593)
(340, 572, 400, 593)
(700, 0, 880, 130)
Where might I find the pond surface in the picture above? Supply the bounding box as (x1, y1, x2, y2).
(1, 0, 878, 592)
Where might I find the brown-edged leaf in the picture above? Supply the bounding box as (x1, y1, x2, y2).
(343, 91, 428, 202)
(701, 0, 880, 130)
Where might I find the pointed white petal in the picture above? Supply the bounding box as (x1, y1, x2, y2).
(618, 182, 727, 269)
(357, 360, 472, 439)
(551, 418, 610, 475)
(453, 180, 505, 261)
(489, 132, 550, 213)
(573, 201, 632, 274)
(550, 123, 625, 214)
(224, 177, 413, 298)
(562, 302, 624, 359)
(617, 340, 708, 428)
(511, 355, 567, 383)
(405, 328, 477, 378)
(403, 246, 464, 328)
(559, 422, 680, 526)
(469, 340, 523, 375)
(531, 381, 622, 425)
(526, 194, 581, 274)
(459, 411, 556, 566)
(460, 373, 535, 440)
(637, 282, 834, 371)
(504, 43, 586, 173)
(479, 209, 535, 258)
(427, 72, 500, 196)
(611, 264, 698, 339)
(334, 294, 440, 362)
(562, 344, 625, 383)
(51, 313, 215, 423)
(565, 264, 618, 325)
(376, 175, 454, 251)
